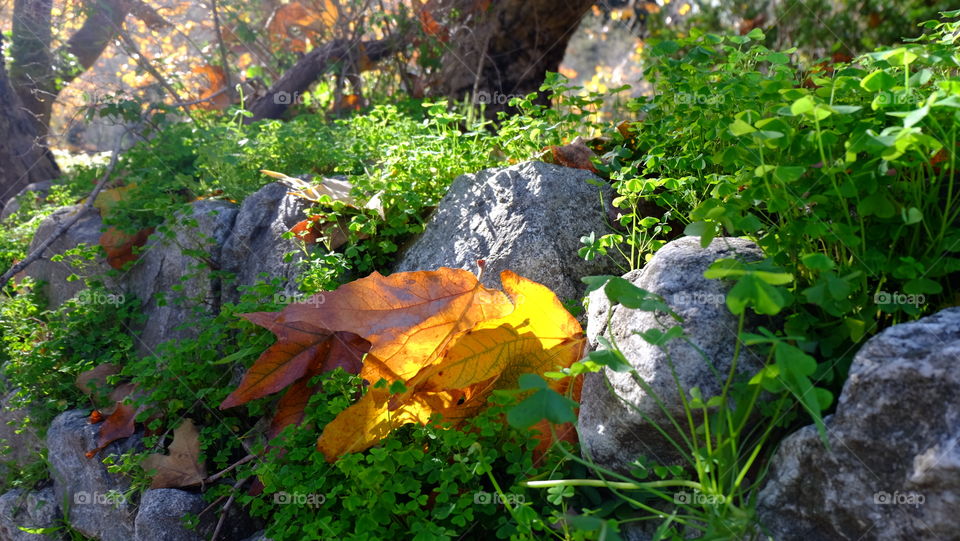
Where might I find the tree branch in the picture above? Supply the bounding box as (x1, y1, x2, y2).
(210, 0, 235, 100)
(63, 0, 170, 79)
(0, 139, 121, 291)
(116, 29, 187, 106)
(247, 37, 402, 121)
(64, 0, 128, 74)
(210, 476, 248, 541)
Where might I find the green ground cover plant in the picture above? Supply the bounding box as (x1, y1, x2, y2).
(589, 13, 960, 381)
(0, 97, 600, 538)
(518, 11, 960, 539)
(0, 11, 958, 540)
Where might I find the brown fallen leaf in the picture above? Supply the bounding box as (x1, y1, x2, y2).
(317, 271, 585, 461)
(141, 419, 207, 489)
(76, 364, 119, 398)
(87, 383, 143, 458)
(223, 267, 584, 463)
(546, 136, 600, 173)
(100, 226, 154, 270)
(219, 268, 511, 413)
(267, 331, 370, 440)
(219, 319, 370, 410)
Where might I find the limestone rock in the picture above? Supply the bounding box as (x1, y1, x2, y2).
(579, 236, 765, 472)
(24, 206, 115, 308)
(220, 183, 312, 305)
(133, 489, 204, 541)
(393, 161, 619, 303)
(0, 487, 62, 541)
(134, 488, 258, 541)
(757, 307, 960, 540)
(46, 410, 140, 541)
(123, 200, 238, 354)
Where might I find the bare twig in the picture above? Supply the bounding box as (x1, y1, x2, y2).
(0, 139, 122, 290)
(471, 31, 491, 103)
(116, 29, 189, 109)
(211, 476, 248, 541)
(203, 453, 256, 484)
(210, 0, 235, 100)
(166, 86, 229, 109)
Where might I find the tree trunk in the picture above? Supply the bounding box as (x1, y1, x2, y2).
(0, 33, 61, 214)
(10, 0, 136, 137)
(435, 0, 595, 117)
(9, 0, 54, 136)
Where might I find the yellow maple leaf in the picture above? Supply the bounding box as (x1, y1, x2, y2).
(315, 271, 585, 461)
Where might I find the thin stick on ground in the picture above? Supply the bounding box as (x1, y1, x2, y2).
(0, 139, 122, 291)
(204, 453, 256, 484)
(211, 476, 248, 541)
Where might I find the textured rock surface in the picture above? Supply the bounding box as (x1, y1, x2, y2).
(757, 307, 960, 541)
(220, 182, 312, 305)
(393, 161, 619, 303)
(134, 488, 258, 541)
(124, 200, 238, 355)
(0, 390, 43, 475)
(0, 487, 62, 541)
(134, 489, 205, 541)
(24, 206, 116, 308)
(579, 236, 765, 472)
(1, 180, 54, 222)
(47, 410, 140, 541)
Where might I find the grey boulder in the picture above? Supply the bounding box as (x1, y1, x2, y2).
(24, 206, 116, 308)
(757, 307, 960, 540)
(135, 488, 258, 541)
(123, 200, 238, 355)
(220, 182, 312, 305)
(46, 410, 140, 541)
(0, 487, 62, 541)
(393, 161, 619, 303)
(579, 236, 765, 472)
(1, 180, 54, 222)
(134, 489, 204, 541)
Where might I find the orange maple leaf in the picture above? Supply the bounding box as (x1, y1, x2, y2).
(222, 268, 584, 463)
